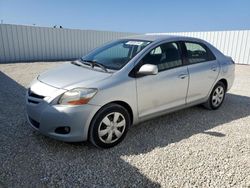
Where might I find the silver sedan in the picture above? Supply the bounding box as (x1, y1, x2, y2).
(26, 35, 235, 148)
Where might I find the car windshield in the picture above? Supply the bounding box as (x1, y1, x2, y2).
(82, 40, 151, 70)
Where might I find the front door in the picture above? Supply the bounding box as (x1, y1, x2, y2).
(136, 42, 189, 118)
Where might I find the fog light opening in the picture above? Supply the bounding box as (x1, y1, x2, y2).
(55, 126, 71, 134)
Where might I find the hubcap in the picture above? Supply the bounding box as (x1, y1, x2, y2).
(212, 86, 224, 107)
(98, 112, 126, 144)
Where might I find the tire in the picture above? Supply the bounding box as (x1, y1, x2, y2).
(89, 103, 131, 149)
(203, 81, 226, 110)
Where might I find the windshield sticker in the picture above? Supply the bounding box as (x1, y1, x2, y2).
(125, 41, 145, 46)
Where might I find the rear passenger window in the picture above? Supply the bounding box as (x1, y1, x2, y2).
(142, 42, 182, 71)
(185, 42, 215, 64)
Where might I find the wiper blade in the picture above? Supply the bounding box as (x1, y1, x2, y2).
(71, 60, 95, 70)
(81, 59, 108, 72)
(71, 61, 85, 67)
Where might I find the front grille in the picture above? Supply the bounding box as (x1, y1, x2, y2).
(28, 116, 40, 129)
(27, 88, 45, 104)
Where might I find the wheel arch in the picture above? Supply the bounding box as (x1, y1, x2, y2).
(87, 100, 134, 139)
(218, 78, 228, 91)
(110, 101, 134, 125)
(205, 78, 228, 105)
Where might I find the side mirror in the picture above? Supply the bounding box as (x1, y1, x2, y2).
(137, 64, 158, 76)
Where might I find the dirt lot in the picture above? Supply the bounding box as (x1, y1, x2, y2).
(0, 62, 250, 187)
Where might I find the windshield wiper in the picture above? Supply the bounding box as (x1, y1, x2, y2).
(71, 61, 86, 67)
(80, 58, 108, 72)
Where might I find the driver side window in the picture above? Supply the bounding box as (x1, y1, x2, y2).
(141, 42, 182, 71)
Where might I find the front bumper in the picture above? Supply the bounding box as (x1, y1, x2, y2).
(26, 90, 101, 142)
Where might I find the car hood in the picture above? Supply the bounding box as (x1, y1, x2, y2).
(38, 62, 112, 89)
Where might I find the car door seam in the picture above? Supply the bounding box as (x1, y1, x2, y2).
(185, 66, 190, 105)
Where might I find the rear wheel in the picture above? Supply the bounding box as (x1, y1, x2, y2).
(203, 81, 226, 110)
(89, 103, 130, 148)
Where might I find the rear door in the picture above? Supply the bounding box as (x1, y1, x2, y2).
(183, 41, 219, 103)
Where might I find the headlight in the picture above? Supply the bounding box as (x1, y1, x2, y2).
(58, 88, 97, 105)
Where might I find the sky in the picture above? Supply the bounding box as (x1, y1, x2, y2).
(0, 0, 250, 33)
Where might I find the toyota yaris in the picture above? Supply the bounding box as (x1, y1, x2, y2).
(26, 35, 235, 148)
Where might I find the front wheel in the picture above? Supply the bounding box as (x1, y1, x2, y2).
(89, 103, 130, 148)
(203, 81, 226, 110)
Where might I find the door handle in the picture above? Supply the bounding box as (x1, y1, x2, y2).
(178, 74, 188, 79)
(211, 66, 217, 72)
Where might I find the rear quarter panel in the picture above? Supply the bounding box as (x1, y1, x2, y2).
(207, 42, 235, 92)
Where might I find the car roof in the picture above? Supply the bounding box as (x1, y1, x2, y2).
(122, 34, 203, 42)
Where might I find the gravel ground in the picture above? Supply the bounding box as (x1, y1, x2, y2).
(0, 62, 250, 187)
